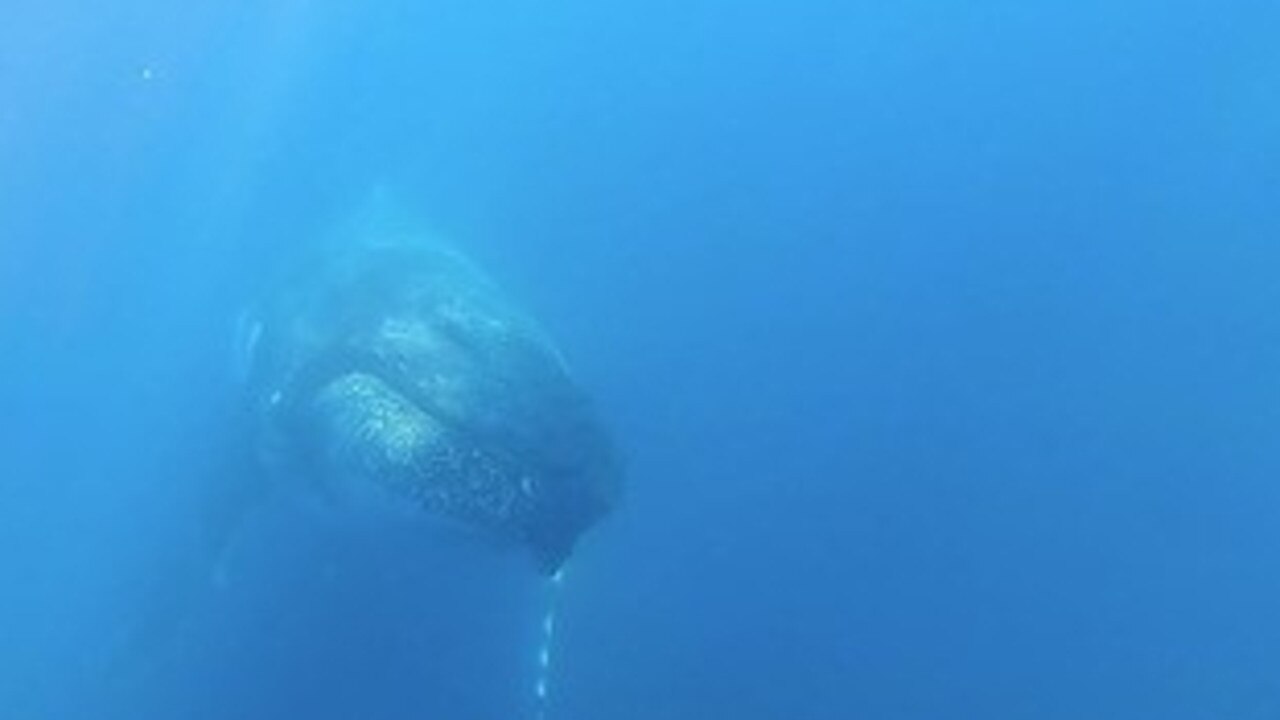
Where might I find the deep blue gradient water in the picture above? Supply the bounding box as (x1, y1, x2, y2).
(3, 1, 1280, 718)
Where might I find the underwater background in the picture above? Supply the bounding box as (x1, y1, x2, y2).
(3, 0, 1280, 718)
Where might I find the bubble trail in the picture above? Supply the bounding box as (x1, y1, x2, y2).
(533, 569, 565, 720)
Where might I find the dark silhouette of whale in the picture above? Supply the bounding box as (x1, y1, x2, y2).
(239, 196, 620, 572)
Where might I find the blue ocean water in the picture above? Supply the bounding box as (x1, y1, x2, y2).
(3, 1, 1280, 718)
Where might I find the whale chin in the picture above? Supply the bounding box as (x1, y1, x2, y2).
(303, 368, 537, 533)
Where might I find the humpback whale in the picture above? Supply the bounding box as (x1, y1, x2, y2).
(239, 196, 621, 573)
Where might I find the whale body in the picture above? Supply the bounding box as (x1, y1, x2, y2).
(240, 201, 620, 572)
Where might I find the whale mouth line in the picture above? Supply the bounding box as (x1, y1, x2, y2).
(293, 346, 453, 437)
